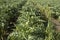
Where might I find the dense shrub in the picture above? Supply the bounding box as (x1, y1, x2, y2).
(7, 1, 56, 40)
(0, 0, 60, 40)
(0, 0, 27, 40)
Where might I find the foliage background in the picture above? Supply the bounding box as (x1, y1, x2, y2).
(0, 0, 60, 40)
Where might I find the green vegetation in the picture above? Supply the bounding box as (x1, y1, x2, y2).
(0, 0, 60, 40)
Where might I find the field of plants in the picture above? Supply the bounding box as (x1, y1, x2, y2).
(0, 0, 60, 40)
